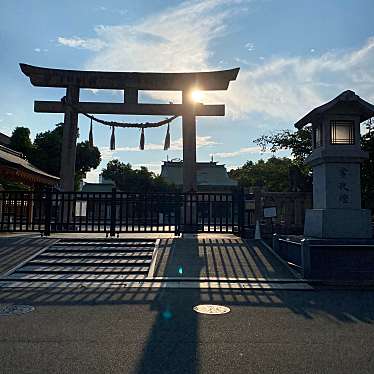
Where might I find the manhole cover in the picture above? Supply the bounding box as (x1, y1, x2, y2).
(193, 304, 230, 315)
(0, 305, 35, 316)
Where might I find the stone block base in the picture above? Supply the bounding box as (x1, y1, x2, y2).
(304, 208, 372, 239)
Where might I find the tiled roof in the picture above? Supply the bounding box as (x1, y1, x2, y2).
(0, 145, 59, 182)
(0, 132, 10, 146)
(161, 161, 237, 187)
(295, 90, 374, 129)
(81, 183, 116, 193)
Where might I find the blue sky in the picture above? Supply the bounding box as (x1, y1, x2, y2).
(1, 0, 373, 182)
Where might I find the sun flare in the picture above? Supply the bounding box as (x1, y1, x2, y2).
(191, 90, 204, 103)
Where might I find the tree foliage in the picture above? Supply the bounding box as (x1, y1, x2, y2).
(254, 127, 312, 164)
(9, 127, 33, 157)
(102, 159, 175, 193)
(9, 123, 101, 190)
(75, 141, 101, 186)
(252, 121, 374, 198)
(30, 124, 64, 176)
(361, 120, 374, 205)
(229, 157, 305, 192)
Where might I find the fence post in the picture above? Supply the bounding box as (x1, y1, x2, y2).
(273, 233, 279, 254)
(44, 189, 52, 236)
(238, 189, 245, 237)
(174, 193, 181, 236)
(110, 187, 117, 237)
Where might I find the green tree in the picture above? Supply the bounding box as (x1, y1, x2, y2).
(229, 157, 300, 192)
(28, 123, 101, 189)
(361, 120, 374, 207)
(9, 127, 33, 158)
(30, 124, 63, 176)
(75, 141, 101, 188)
(102, 159, 174, 193)
(253, 122, 374, 197)
(254, 127, 312, 165)
(253, 128, 313, 191)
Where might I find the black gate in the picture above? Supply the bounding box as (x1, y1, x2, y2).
(0, 189, 245, 235)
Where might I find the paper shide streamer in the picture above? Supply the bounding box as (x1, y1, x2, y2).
(110, 125, 116, 150)
(61, 96, 178, 152)
(164, 123, 170, 150)
(88, 118, 94, 148)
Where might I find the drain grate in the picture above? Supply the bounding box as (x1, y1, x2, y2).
(193, 304, 230, 315)
(0, 305, 35, 316)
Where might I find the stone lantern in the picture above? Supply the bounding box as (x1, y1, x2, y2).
(294, 90, 374, 239)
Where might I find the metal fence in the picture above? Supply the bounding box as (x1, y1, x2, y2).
(0, 189, 245, 236)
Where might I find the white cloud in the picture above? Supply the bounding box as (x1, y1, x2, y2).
(132, 162, 162, 173)
(84, 168, 101, 183)
(34, 47, 48, 53)
(234, 57, 250, 65)
(5, 113, 13, 116)
(98, 135, 217, 158)
(223, 37, 374, 120)
(213, 146, 263, 158)
(57, 0, 374, 124)
(245, 42, 255, 51)
(84, 0, 240, 74)
(57, 36, 107, 52)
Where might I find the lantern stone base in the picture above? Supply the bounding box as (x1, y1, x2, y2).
(304, 208, 372, 239)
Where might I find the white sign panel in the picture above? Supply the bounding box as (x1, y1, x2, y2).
(263, 206, 276, 218)
(75, 201, 87, 217)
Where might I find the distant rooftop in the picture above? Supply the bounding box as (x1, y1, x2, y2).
(81, 182, 117, 193)
(161, 161, 237, 188)
(0, 144, 59, 185)
(0, 132, 11, 147)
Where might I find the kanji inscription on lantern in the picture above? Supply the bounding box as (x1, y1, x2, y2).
(337, 167, 351, 206)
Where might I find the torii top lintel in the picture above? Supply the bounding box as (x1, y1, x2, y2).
(20, 63, 239, 91)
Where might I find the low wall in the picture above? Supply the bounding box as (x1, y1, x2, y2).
(273, 234, 374, 280)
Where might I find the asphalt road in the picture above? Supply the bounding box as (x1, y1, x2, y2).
(1, 287, 374, 374)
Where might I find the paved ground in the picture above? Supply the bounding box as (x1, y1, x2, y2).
(0, 234, 58, 276)
(154, 237, 295, 279)
(1, 233, 373, 373)
(1, 287, 374, 373)
(0, 233, 295, 280)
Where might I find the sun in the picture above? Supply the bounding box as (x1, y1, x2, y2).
(191, 90, 204, 103)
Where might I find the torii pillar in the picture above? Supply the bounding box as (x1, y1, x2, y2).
(182, 90, 197, 192)
(60, 86, 79, 191)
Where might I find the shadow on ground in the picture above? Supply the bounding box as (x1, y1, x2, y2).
(1, 236, 374, 373)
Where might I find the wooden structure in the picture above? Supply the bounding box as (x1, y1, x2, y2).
(0, 145, 59, 188)
(20, 64, 239, 192)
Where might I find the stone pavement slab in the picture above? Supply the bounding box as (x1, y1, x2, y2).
(153, 236, 295, 279)
(0, 234, 58, 276)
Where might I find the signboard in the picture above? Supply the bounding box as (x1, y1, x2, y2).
(245, 200, 255, 210)
(263, 206, 276, 218)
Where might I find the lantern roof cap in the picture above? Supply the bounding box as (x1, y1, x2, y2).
(295, 90, 374, 129)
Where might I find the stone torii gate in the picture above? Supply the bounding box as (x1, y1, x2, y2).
(20, 64, 239, 192)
